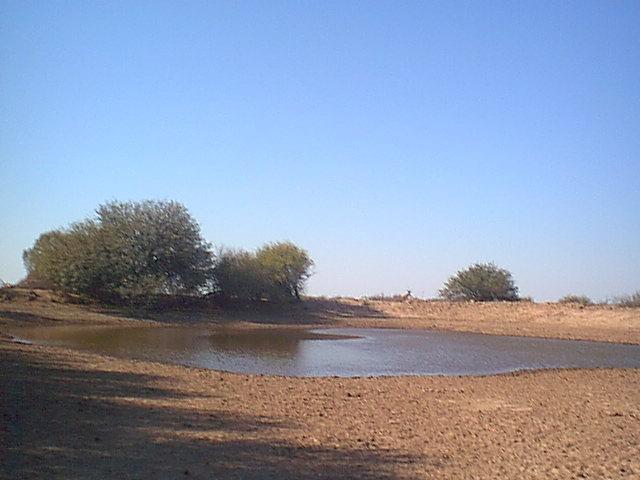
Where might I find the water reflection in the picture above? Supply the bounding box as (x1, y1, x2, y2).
(8, 325, 640, 377)
(206, 330, 339, 358)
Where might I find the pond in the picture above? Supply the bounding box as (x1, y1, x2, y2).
(9, 325, 640, 377)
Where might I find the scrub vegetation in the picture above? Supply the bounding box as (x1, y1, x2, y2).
(558, 294, 593, 306)
(19, 199, 637, 309)
(439, 262, 520, 302)
(214, 243, 313, 302)
(22, 200, 313, 304)
(613, 291, 640, 308)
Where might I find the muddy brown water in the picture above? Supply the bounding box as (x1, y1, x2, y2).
(8, 326, 640, 377)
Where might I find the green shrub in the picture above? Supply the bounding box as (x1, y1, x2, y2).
(213, 249, 265, 301)
(255, 242, 314, 301)
(558, 294, 593, 306)
(214, 242, 313, 302)
(439, 263, 519, 302)
(24, 200, 315, 305)
(23, 200, 214, 301)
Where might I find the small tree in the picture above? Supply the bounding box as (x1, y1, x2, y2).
(213, 242, 314, 302)
(256, 241, 313, 301)
(439, 262, 519, 302)
(23, 200, 214, 301)
(23, 223, 114, 297)
(213, 249, 264, 301)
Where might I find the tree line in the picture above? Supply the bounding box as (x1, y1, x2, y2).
(19, 200, 527, 304)
(23, 200, 313, 303)
(24, 199, 634, 306)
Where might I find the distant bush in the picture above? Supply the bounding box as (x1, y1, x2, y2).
(558, 294, 593, 306)
(613, 291, 640, 308)
(439, 263, 519, 302)
(214, 242, 313, 302)
(365, 291, 413, 302)
(23, 200, 214, 301)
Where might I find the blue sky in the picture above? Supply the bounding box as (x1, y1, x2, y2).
(1, 1, 639, 301)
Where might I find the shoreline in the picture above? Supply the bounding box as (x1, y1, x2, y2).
(1, 288, 639, 344)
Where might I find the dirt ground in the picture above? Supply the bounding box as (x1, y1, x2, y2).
(1, 290, 639, 479)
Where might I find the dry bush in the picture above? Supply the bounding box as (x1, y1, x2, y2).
(613, 291, 640, 308)
(558, 294, 593, 306)
(365, 291, 412, 302)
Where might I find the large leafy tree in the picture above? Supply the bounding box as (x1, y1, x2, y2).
(439, 262, 519, 302)
(23, 200, 214, 300)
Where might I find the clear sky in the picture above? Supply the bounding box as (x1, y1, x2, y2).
(1, 1, 639, 301)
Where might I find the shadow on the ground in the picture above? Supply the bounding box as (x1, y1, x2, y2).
(0, 346, 423, 479)
(0, 288, 390, 329)
(0, 309, 74, 326)
(89, 297, 389, 327)
(303, 297, 389, 321)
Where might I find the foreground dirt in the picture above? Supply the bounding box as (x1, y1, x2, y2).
(1, 340, 638, 480)
(1, 291, 639, 479)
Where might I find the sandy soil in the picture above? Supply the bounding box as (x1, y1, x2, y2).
(2, 340, 638, 480)
(1, 290, 639, 479)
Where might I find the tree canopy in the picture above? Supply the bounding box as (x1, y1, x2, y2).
(214, 242, 314, 302)
(23, 200, 214, 301)
(213, 248, 264, 301)
(23, 200, 314, 304)
(439, 263, 519, 302)
(256, 242, 314, 301)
